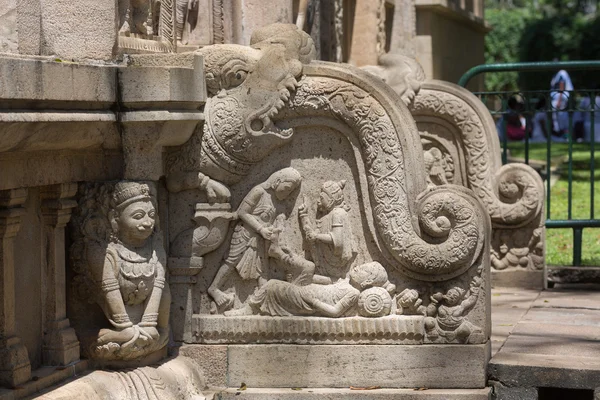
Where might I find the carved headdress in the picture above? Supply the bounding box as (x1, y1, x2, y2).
(112, 182, 155, 210)
(321, 180, 349, 211)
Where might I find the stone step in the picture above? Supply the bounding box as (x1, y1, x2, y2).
(206, 387, 492, 399)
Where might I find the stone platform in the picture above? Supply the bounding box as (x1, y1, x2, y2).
(207, 387, 492, 399)
(179, 343, 490, 389)
(490, 284, 600, 399)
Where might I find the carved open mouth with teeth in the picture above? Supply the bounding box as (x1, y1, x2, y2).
(245, 76, 298, 141)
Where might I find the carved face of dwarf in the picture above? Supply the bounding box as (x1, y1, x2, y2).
(443, 288, 463, 306)
(115, 200, 156, 245)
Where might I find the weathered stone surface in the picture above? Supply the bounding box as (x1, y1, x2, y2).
(19, 0, 118, 60)
(491, 270, 544, 290)
(178, 344, 228, 388)
(35, 357, 206, 399)
(184, 343, 490, 389)
(489, 381, 537, 400)
(212, 387, 492, 399)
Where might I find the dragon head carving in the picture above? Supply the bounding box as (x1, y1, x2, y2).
(196, 24, 316, 184)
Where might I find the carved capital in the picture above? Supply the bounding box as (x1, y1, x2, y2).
(41, 183, 78, 228)
(0, 189, 27, 239)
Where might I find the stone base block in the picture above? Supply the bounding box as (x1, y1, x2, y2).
(491, 269, 543, 289)
(183, 342, 490, 389)
(0, 337, 31, 387)
(43, 321, 80, 366)
(209, 387, 492, 399)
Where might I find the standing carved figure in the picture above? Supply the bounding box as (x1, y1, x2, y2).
(70, 182, 170, 361)
(299, 180, 356, 280)
(208, 168, 302, 310)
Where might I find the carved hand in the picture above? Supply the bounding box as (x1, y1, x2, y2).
(137, 326, 160, 342)
(97, 327, 138, 347)
(205, 178, 231, 204)
(260, 225, 274, 240)
(305, 229, 317, 242)
(298, 195, 309, 216)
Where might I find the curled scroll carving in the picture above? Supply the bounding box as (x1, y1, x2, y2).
(283, 67, 487, 281)
(410, 81, 544, 229)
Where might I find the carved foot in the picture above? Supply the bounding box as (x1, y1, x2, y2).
(211, 290, 235, 310)
(224, 304, 255, 317)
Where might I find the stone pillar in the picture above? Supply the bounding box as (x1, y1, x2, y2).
(348, 0, 384, 66)
(0, 188, 31, 387)
(40, 184, 80, 366)
(231, 0, 294, 45)
(17, 0, 118, 60)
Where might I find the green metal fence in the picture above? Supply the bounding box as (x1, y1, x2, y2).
(459, 61, 600, 268)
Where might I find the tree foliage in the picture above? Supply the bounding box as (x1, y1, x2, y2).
(484, 0, 600, 91)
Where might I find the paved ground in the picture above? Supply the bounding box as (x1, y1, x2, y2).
(490, 284, 600, 393)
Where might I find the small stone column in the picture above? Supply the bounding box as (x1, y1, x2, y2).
(40, 184, 80, 366)
(0, 188, 31, 387)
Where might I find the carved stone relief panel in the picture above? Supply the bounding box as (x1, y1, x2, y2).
(69, 181, 170, 363)
(410, 80, 545, 274)
(163, 27, 490, 347)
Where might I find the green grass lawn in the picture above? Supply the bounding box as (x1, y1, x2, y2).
(507, 142, 600, 265)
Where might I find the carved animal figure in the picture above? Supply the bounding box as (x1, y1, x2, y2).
(168, 24, 316, 199)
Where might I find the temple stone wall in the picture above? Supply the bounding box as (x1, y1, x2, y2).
(415, 1, 488, 90)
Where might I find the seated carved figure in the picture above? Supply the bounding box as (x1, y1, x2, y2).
(70, 182, 170, 361)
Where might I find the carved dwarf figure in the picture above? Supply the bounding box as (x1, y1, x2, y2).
(119, 0, 154, 35)
(71, 182, 170, 361)
(424, 275, 483, 344)
(491, 227, 543, 270)
(299, 180, 356, 280)
(208, 168, 302, 310)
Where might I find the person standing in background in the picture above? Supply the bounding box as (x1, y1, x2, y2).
(550, 69, 574, 140)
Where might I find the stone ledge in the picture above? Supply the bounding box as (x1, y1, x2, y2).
(191, 315, 424, 344)
(491, 269, 544, 290)
(0, 360, 88, 400)
(184, 342, 490, 389)
(207, 387, 492, 399)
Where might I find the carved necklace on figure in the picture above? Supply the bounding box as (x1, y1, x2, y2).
(112, 239, 157, 306)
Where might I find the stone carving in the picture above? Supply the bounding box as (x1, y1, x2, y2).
(194, 315, 424, 344)
(410, 80, 545, 274)
(176, 31, 488, 346)
(36, 357, 205, 400)
(396, 288, 426, 316)
(118, 0, 175, 53)
(69, 181, 170, 361)
(491, 227, 544, 270)
(422, 138, 454, 186)
(298, 180, 356, 280)
(362, 53, 426, 106)
(167, 24, 316, 187)
(287, 73, 486, 281)
(207, 168, 302, 312)
(424, 269, 484, 344)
